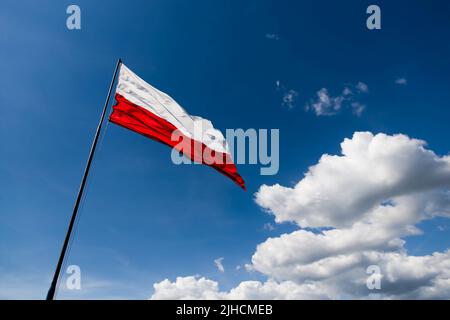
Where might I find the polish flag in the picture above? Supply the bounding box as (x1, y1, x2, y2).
(109, 64, 246, 190)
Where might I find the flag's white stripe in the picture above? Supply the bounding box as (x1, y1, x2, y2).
(116, 64, 229, 154)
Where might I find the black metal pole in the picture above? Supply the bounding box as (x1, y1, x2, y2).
(46, 58, 122, 300)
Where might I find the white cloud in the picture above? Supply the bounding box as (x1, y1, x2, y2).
(227, 280, 331, 299)
(151, 132, 450, 299)
(150, 251, 450, 299)
(214, 257, 225, 273)
(275, 80, 280, 88)
(351, 102, 366, 116)
(250, 132, 450, 298)
(244, 263, 255, 272)
(282, 90, 298, 109)
(395, 78, 408, 85)
(306, 83, 368, 116)
(356, 81, 369, 93)
(306, 88, 343, 116)
(255, 132, 450, 228)
(276, 81, 298, 109)
(150, 277, 330, 300)
(343, 87, 353, 96)
(151, 276, 223, 300)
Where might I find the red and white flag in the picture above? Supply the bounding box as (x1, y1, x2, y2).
(109, 64, 246, 190)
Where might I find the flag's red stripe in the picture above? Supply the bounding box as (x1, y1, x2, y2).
(109, 93, 246, 190)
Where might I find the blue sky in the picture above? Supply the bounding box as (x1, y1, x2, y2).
(1, 0, 450, 299)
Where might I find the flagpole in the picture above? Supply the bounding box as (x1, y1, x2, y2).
(46, 58, 122, 300)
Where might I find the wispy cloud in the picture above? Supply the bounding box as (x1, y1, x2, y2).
(244, 263, 254, 272)
(214, 257, 225, 273)
(265, 33, 279, 40)
(282, 90, 299, 109)
(263, 223, 275, 231)
(351, 102, 366, 117)
(305, 82, 368, 116)
(306, 88, 343, 116)
(355, 81, 369, 93)
(395, 77, 407, 85)
(0, 273, 48, 299)
(276, 81, 298, 109)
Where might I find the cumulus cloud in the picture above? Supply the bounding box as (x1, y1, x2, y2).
(256, 132, 450, 228)
(251, 132, 450, 298)
(151, 276, 330, 300)
(214, 257, 225, 273)
(151, 250, 450, 300)
(151, 132, 450, 299)
(305, 83, 368, 116)
(151, 276, 223, 300)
